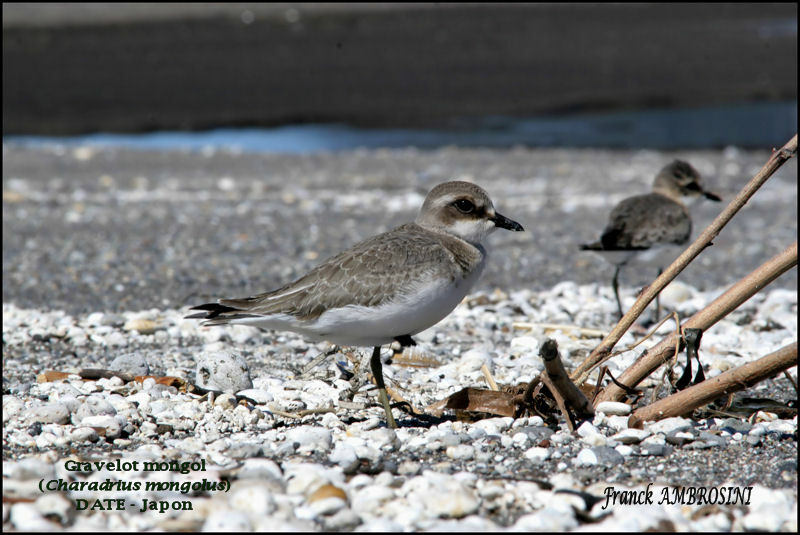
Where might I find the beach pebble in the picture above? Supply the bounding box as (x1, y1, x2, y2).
(648, 417, 693, 435)
(576, 446, 625, 467)
(329, 443, 359, 472)
(611, 428, 651, 444)
(28, 403, 70, 425)
(228, 480, 278, 515)
(286, 426, 333, 454)
(35, 493, 74, 525)
(409, 473, 480, 518)
(80, 415, 122, 438)
(109, 352, 150, 375)
(236, 388, 274, 404)
(195, 351, 253, 393)
(523, 446, 551, 463)
(596, 401, 632, 416)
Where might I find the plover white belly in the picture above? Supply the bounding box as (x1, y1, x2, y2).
(188, 181, 524, 428)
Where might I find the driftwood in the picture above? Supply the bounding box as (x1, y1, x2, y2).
(539, 339, 594, 422)
(598, 242, 797, 403)
(572, 134, 798, 388)
(628, 342, 797, 427)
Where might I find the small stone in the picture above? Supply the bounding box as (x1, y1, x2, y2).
(648, 417, 692, 435)
(80, 415, 122, 439)
(575, 446, 624, 467)
(329, 443, 359, 472)
(286, 425, 333, 454)
(523, 446, 550, 463)
(195, 350, 253, 393)
(75, 394, 117, 420)
(611, 429, 651, 444)
(665, 430, 696, 446)
(446, 444, 475, 460)
(640, 443, 671, 456)
(70, 427, 100, 443)
(236, 388, 274, 404)
(595, 401, 632, 416)
(109, 353, 150, 376)
(123, 318, 160, 335)
(228, 480, 277, 515)
(29, 403, 70, 425)
(10, 503, 55, 531)
(35, 493, 74, 525)
(213, 393, 237, 410)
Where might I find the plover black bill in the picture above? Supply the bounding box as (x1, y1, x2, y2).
(581, 160, 721, 319)
(187, 181, 524, 428)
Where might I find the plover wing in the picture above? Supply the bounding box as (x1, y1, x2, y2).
(594, 192, 691, 251)
(188, 222, 486, 346)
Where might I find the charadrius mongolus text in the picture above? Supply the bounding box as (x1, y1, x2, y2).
(581, 160, 721, 319)
(188, 181, 524, 428)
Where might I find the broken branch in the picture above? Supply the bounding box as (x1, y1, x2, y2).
(628, 342, 797, 427)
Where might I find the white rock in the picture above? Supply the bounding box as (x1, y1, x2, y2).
(407, 473, 479, 519)
(328, 443, 359, 472)
(35, 493, 73, 525)
(80, 415, 121, 438)
(10, 503, 55, 530)
(195, 351, 253, 393)
(596, 401, 632, 416)
(648, 416, 692, 435)
(236, 388, 274, 404)
(75, 394, 117, 420)
(660, 281, 694, 308)
(228, 480, 277, 515)
(309, 496, 347, 516)
(446, 444, 475, 460)
(350, 484, 395, 514)
(523, 446, 550, 463)
(213, 393, 237, 410)
(286, 426, 332, 454)
(70, 427, 100, 443)
(457, 348, 492, 374)
(513, 505, 578, 531)
(611, 428, 651, 444)
(110, 352, 150, 375)
(29, 403, 70, 425)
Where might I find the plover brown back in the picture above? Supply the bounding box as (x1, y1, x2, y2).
(581, 160, 721, 319)
(188, 181, 524, 427)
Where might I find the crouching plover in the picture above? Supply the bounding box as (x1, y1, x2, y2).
(188, 181, 524, 428)
(581, 160, 721, 319)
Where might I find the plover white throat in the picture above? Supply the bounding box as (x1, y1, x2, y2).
(188, 181, 524, 428)
(581, 160, 721, 319)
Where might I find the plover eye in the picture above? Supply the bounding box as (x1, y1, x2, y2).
(452, 199, 475, 214)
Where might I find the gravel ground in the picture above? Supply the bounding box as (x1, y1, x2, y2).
(2, 143, 797, 531)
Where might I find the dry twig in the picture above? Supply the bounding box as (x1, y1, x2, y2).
(628, 342, 797, 427)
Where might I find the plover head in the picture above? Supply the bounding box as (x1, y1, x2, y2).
(415, 181, 524, 244)
(653, 160, 721, 203)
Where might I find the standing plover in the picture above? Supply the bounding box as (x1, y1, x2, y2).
(188, 181, 524, 428)
(581, 160, 721, 319)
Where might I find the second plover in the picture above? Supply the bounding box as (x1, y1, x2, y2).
(188, 181, 524, 428)
(581, 160, 721, 319)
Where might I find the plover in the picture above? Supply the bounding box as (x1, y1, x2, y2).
(581, 160, 721, 319)
(188, 181, 524, 428)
